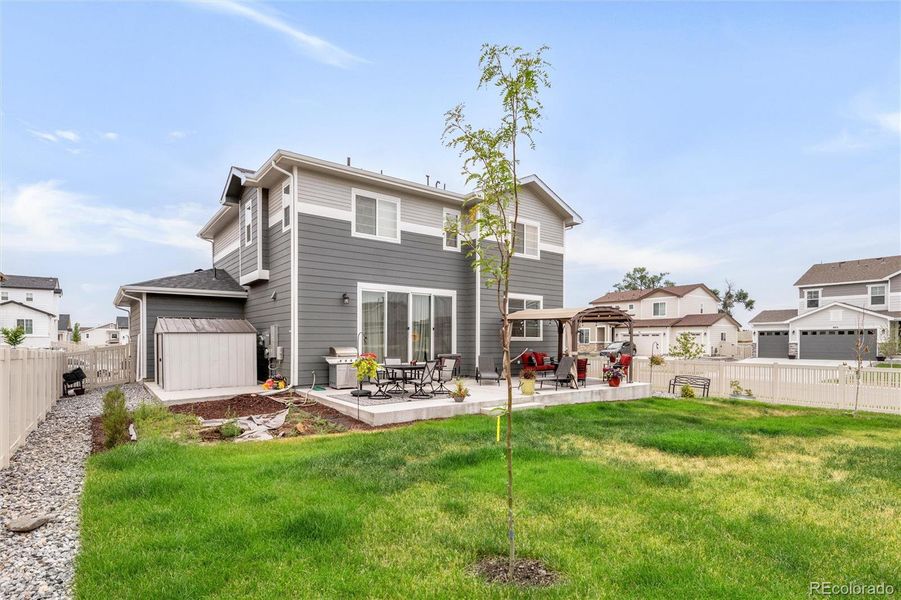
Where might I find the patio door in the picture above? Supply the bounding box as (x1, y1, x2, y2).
(411, 294, 431, 361)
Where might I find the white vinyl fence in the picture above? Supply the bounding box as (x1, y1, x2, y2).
(618, 358, 901, 415)
(65, 343, 135, 389)
(0, 348, 67, 469)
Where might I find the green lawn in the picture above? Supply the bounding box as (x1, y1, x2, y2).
(76, 398, 901, 599)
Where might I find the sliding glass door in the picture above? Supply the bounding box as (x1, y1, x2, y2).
(359, 286, 455, 362)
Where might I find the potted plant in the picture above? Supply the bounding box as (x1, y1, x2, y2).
(605, 365, 625, 388)
(519, 368, 536, 396)
(351, 353, 379, 397)
(729, 379, 754, 399)
(450, 378, 470, 402)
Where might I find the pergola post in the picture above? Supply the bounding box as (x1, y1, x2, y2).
(628, 321, 634, 383)
(556, 320, 564, 360)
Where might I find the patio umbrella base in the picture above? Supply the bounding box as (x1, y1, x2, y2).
(350, 389, 371, 397)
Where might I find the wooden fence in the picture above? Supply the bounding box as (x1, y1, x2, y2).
(603, 358, 901, 415)
(0, 348, 67, 469)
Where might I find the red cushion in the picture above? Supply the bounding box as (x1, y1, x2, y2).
(534, 353, 545, 367)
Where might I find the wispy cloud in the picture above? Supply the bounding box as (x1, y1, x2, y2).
(806, 92, 900, 154)
(167, 130, 191, 141)
(101, 132, 119, 141)
(873, 111, 901, 135)
(805, 130, 871, 154)
(55, 130, 80, 142)
(185, 0, 363, 68)
(565, 227, 720, 274)
(1, 181, 209, 255)
(28, 128, 82, 143)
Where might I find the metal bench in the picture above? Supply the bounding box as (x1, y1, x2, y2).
(668, 375, 710, 397)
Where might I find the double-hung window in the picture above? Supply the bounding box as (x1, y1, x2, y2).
(443, 208, 461, 251)
(513, 220, 540, 259)
(16, 319, 33, 334)
(869, 285, 886, 307)
(282, 181, 292, 231)
(652, 301, 666, 317)
(806, 289, 820, 309)
(353, 189, 400, 243)
(25, 293, 33, 302)
(578, 328, 591, 344)
(244, 200, 253, 246)
(509, 295, 542, 340)
(1, 292, 7, 301)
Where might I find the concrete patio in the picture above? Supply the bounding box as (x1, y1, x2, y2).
(306, 378, 651, 426)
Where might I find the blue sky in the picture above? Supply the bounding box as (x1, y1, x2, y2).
(1, 1, 899, 327)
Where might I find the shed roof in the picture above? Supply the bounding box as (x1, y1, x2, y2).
(154, 317, 257, 334)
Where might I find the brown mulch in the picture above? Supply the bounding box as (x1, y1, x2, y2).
(89, 416, 134, 454)
(168, 394, 288, 419)
(472, 556, 559, 587)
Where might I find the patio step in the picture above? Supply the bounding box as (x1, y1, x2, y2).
(480, 401, 544, 415)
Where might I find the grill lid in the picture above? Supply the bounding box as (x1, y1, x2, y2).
(328, 346, 358, 357)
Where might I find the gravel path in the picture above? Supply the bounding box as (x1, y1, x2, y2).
(0, 384, 151, 600)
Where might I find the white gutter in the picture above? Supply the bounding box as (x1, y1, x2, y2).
(119, 292, 144, 380)
(270, 159, 298, 387)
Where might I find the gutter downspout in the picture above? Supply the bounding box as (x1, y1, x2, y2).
(119, 292, 144, 381)
(270, 160, 298, 387)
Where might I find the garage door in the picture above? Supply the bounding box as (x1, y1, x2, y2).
(633, 332, 663, 357)
(799, 329, 877, 360)
(758, 330, 789, 358)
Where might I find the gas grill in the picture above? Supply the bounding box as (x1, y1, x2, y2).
(323, 346, 358, 389)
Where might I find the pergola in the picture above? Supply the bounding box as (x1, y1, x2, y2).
(506, 305, 635, 383)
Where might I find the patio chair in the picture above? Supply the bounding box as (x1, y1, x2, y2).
(384, 357, 404, 394)
(476, 355, 501, 386)
(369, 369, 394, 400)
(432, 358, 457, 395)
(409, 360, 438, 399)
(538, 356, 576, 390)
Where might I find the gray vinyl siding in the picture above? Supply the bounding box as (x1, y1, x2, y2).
(479, 252, 564, 369)
(260, 188, 270, 272)
(214, 249, 240, 284)
(517, 186, 565, 247)
(295, 213, 476, 386)
(242, 223, 292, 378)
(240, 187, 258, 275)
(821, 282, 871, 297)
(143, 294, 245, 379)
(211, 214, 238, 256)
(128, 301, 140, 341)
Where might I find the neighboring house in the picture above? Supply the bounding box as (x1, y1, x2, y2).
(0, 275, 62, 348)
(116, 316, 130, 344)
(57, 313, 72, 342)
(589, 283, 742, 357)
(116, 149, 581, 385)
(82, 319, 131, 346)
(749, 255, 901, 360)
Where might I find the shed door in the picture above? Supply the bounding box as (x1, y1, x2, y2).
(799, 329, 877, 360)
(758, 331, 789, 358)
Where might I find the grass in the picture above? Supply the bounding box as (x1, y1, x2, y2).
(875, 362, 901, 368)
(76, 397, 901, 599)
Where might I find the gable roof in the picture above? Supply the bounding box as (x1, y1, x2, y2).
(795, 255, 901, 286)
(83, 322, 117, 331)
(115, 269, 247, 306)
(0, 274, 62, 293)
(58, 314, 71, 331)
(590, 283, 715, 305)
(786, 301, 894, 324)
(0, 300, 56, 318)
(517, 175, 583, 227)
(749, 309, 798, 324)
(628, 312, 741, 329)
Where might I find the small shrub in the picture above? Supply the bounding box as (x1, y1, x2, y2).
(220, 420, 242, 439)
(0, 326, 26, 347)
(102, 386, 129, 449)
(680, 384, 696, 399)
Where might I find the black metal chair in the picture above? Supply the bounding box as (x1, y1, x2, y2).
(538, 356, 576, 390)
(384, 358, 404, 394)
(432, 358, 457, 395)
(369, 369, 394, 399)
(409, 361, 438, 399)
(63, 367, 86, 396)
(476, 355, 501, 386)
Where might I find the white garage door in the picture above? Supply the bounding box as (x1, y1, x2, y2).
(632, 332, 663, 357)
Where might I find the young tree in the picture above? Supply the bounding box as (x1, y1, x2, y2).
(711, 280, 755, 315)
(72, 322, 82, 343)
(851, 315, 869, 417)
(0, 326, 26, 348)
(669, 332, 704, 360)
(613, 267, 675, 291)
(443, 43, 550, 577)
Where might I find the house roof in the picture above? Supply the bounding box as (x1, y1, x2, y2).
(786, 302, 895, 324)
(115, 269, 247, 307)
(116, 316, 129, 329)
(628, 313, 741, 329)
(590, 283, 714, 304)
(0, 274, 62, 293)
(58, 314, 71, 330)
(154, 317, 256, 334)
(0, 300, 57, 318)
(794, 255, 901, 286)
(83, 322, 117, 331)
(749, 309, 798, 324)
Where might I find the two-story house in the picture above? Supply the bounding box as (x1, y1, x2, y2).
(749, 255, 901, 360)
(115, 149, 581, 386)
(588, 283, 741, 357)
(0, 274, 63, 348)
(81, 318, 130, 346)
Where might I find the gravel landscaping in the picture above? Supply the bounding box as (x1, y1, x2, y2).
(0, 384, 151, 600)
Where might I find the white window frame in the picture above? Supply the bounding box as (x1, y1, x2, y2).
(512, 218, 541, 260)
(442, 208, 461, 252)
(508, 293, 543, 341)
(244, 199, 253, 247)
(351, 188, 401, 244)
(868, 284, 887, 307)
(720, 332, 726, 342)
(578, 327, 591, 344)
(652, 301, 667, 317)
(16, 319, 34, 334)
(25, 292, 33, 302)
(281, 179, 292, 232)
(805, 289, 821, 309)
(0, 292, 7, 301)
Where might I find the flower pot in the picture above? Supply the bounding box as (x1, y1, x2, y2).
(451, 395, 465, 403)
(521, 379, 535, 396)
(607, 377, 620, 388)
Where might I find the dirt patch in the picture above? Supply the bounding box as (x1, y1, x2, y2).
(90, 416, 134, 454)
(168, 394, 288, 419)
(472, 556, 559, 587)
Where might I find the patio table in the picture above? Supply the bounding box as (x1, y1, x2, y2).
(382, 364, 426, 397)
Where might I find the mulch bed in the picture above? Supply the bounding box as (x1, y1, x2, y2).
(473, 556, 559, 587)
(168, 394, 288, 419)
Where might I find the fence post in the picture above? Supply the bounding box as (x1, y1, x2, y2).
(0, 348, 10, 469)
(772, 362, 781, 401)
(717, 362, 726, 397)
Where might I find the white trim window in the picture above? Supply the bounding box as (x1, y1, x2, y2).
(0, 292, 7, 301)
(509, 294, 543, 341)
(352, 189, 400, 243)
(25, 293, 33, 302)
(513, 219, 540, 259)
(281, 180, 292, 232)
(16, 319, 33, 334)
(244, 199, 253, 246)
(652, 301, 666, 317)
(805, 289, 820, 309)
(578, 327, 591, 344)
(868, 284, 886, 307)
(443, 208, 461, 251)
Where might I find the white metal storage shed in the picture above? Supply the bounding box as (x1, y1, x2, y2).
(154, 318, 256, 392)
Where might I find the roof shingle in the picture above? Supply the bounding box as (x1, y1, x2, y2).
(125, 269, 244, 293)
(795, 255, 901, 286)
(749, 309, 798, 324)
(590, 283, 713, 305)
(0, 274, 62, 293)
